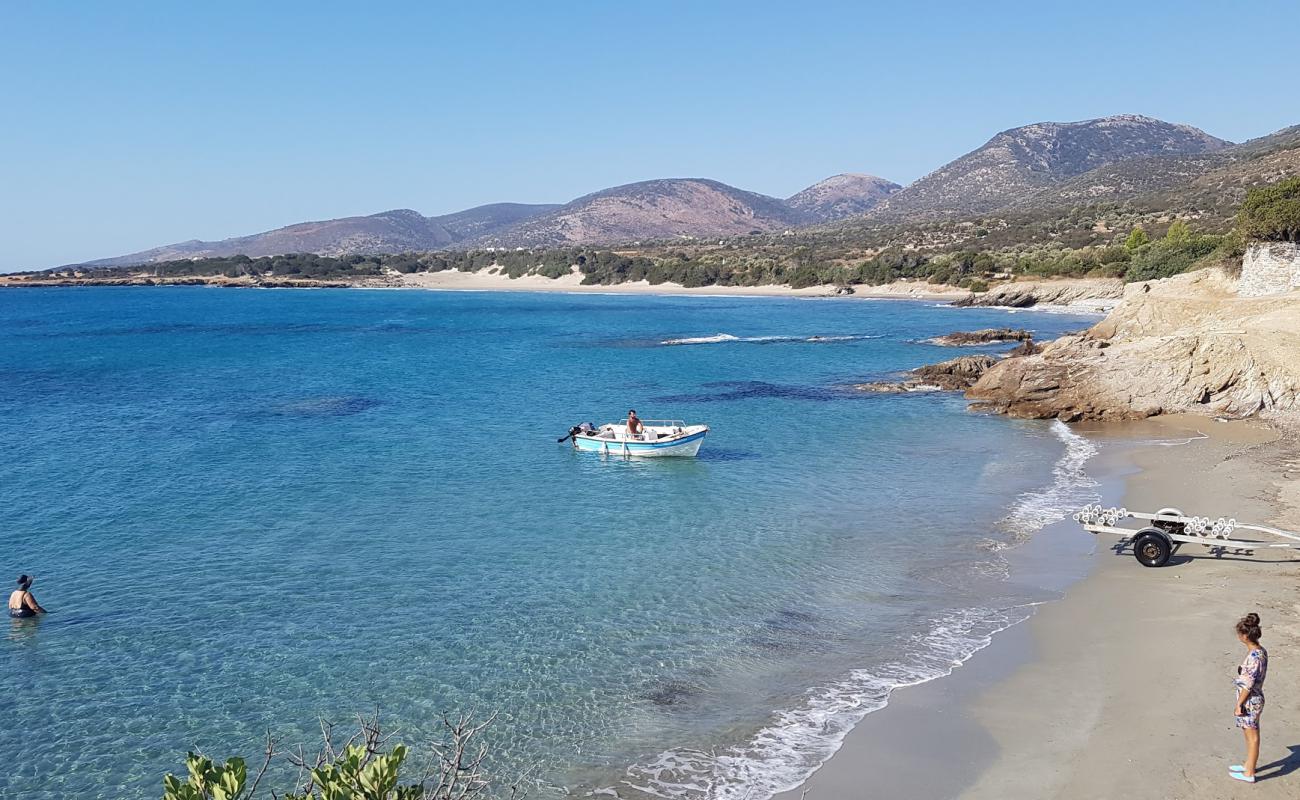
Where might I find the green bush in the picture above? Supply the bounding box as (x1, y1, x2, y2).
(786, 265, 821, 289)
(1238, 177, 1300, 243)
(161, 714, 516, 800)
(163, 746, 419, 800)
(1123, 230, 1223, 281)
(1124, 226, 1150, 251)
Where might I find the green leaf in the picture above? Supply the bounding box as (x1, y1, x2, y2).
(162, 773, 184, 800)
(185, 754, 214, 792)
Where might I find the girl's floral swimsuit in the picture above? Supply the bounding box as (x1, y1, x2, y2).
(1234, 647, 1268, 729)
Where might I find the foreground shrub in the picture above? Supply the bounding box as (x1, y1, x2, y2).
(1238, 177, 1300, 243)
(162, 713, 525, 800)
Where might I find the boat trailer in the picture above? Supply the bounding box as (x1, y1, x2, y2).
(1073, 505, 1300, 567)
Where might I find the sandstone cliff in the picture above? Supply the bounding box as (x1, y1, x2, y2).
(951, 278, 1124, 310)
(966, 269, 1300, 420)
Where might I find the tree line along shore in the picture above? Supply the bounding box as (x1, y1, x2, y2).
(6, 178, 1298, 293)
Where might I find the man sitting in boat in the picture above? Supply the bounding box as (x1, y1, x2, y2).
(627, 409, 645, 440)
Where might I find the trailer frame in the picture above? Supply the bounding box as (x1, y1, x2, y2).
(1072, 504, 1300, 567)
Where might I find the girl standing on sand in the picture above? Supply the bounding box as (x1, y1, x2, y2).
(1230, 612, 1268, 783)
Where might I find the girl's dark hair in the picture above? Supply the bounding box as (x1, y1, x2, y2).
(1236, 612, 1263, 642)
(17, 574, 30, 589)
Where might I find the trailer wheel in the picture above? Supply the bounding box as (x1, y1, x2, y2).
(1133, 528, 1173, 568)
(1153, 507, 1185, 535)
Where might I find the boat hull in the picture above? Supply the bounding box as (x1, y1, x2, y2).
(573, 428, 706, 457)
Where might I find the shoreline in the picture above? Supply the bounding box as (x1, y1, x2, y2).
(393, 270, 971, 301)
(0, 274, 1138, 314)
(775, 414, 1300, 800)
(0, 271, 1122, 312)
(0, 272, 969, 302)
(960, 414, 1300, 799)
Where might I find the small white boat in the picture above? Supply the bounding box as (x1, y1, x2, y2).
(564, 419, 708, 457)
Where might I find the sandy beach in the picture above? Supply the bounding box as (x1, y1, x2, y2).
(779, 414, 1300, 799)
(395, 269, 970, 301)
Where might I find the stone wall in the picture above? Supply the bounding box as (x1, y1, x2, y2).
(1239, 241, 1300, 297)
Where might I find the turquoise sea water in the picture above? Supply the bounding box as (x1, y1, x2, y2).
(1, 288, 1100, 799)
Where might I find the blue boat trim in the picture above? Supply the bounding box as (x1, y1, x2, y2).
(573, 429, 707, 451)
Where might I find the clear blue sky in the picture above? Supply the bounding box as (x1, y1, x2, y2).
(3, 0, 1297, 271)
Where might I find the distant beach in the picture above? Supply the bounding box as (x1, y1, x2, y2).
(395, 269, 971, 301)
(1, 268, 1131, 317)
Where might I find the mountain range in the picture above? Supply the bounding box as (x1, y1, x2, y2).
(87, 203, 559, 266)
(80, 114, 1300, 267)
(864, 114, 1231, 220)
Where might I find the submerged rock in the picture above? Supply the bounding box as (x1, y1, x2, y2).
(643, 681, 701, 708)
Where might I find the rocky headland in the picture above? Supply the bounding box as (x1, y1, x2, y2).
(0, 274, 385, 289)
(966, 267, 1300, 420)
(856, 355, 998, 393)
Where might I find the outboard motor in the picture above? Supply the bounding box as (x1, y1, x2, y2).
(558, 422, 598, 445)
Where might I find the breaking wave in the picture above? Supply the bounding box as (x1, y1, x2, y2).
(660, 333, 883, 346)
(999, 420, 1101, 539)
(607, 420, 1100, 800)
(611, 605, 1035, 800)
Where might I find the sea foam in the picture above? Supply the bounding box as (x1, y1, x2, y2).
(659, 333, 882, 346)
(1000, 420, 1101, 539)
(614, 606, 1034, 800)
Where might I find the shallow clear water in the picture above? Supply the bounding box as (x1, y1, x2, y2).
(0, 288, 1099, 799)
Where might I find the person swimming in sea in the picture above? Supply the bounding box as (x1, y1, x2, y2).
(8, 575, 46, 618)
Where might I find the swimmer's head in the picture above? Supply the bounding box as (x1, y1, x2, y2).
(17, 574, 31, 590)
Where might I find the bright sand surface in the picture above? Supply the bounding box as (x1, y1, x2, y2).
(397, 269, 969, 300)
(778, 414, 1300, 799)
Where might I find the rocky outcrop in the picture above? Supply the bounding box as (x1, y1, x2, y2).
(1239, 241, 1300, 297)
(928, 328, 1033, 346)
(858, 355, 998, 393)
(1006, 339, 1043, 357)
(966, 269, 1300, 420)
(951, 278, 1124, 309)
